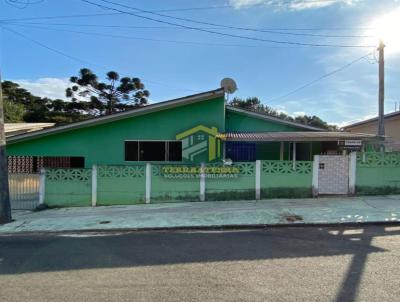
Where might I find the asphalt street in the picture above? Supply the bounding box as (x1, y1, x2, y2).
(1, 225, 400, 302)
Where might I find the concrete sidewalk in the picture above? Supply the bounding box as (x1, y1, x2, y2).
(1, 195, 400, 233)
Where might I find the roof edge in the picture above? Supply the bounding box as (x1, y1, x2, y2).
(343, 111, 400, 129)
(226, 106, 324, 131)
(7, 88, 225, 144)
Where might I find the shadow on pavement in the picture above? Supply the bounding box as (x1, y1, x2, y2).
(1, 225, 399, 302)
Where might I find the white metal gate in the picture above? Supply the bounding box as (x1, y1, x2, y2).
(8, 173, 40, 210)
(317, 155, 349, 195)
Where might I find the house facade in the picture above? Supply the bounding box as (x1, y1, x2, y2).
(6, 88, 378, 172)
(343, 111, 400, 151)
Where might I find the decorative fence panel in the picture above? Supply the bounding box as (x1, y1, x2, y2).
(261, 161, 313, 198)
(45, 169, 92, 207)
(9, 173, 40, 210)
(40, 154, 400, 207)
(356, 152, 400, 195)
(151, 164, 200, 202)
(97, 165, 146, 205)
(205, 162, 256, 201)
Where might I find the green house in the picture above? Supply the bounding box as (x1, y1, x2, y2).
(6, 88, 377, 171)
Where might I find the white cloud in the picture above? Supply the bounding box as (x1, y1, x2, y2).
(14, 78, 71, 100)
(229, 0, 358, 10)
(293, 111, 306, 116)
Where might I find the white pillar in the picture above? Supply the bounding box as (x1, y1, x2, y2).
(145, 163, 152, 204)
(39, 168, 46, 205)
(255, 160, 261, 200)
(312, 155, 319, 197)
(292, 142, 297, 170)
(349, 152, 357, 195)
(91, 165, 97, 207)
(200, 162, 206, 202)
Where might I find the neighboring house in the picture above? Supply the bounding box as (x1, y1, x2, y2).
(5, 123, 55, 138)
(6, 88, 378, 172)
(343, 111, 400, 151)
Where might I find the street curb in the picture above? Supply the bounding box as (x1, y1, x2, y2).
(1, 220, 400, 236)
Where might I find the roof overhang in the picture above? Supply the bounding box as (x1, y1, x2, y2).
(216, 132, 381, 142)
(7, 89, 225, 144)
(226, 106, 324, 131)
(5, 123, 55, 138)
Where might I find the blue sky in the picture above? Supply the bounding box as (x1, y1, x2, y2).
(0, 0, 400, 126)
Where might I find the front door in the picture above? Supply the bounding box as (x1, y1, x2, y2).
(318, 155, 349, 195)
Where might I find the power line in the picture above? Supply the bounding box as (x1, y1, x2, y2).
(0, 0, 360, 12)
(0, 12, 122, 22)
(105, 0, 361, 13)
(0, 17, 375, 32)
(0, 14, 375, 32)
(80, 0, 376, 48)
(0, 25, 201, 93)
(2, 26, 103, 68)
(267, 52, 373, 102)
(4, 0, 44, 9)
(94, 0, 373, 39)
(2, 20, 375, 39)
(5, 23, 311, 48)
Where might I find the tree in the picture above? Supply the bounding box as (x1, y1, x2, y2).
(2, 80, 92, 125)
(229, 97, 337, 131)
(3, 99, 25, 122)
(229, 97, 278, 116)
(66, 68, 150, 115)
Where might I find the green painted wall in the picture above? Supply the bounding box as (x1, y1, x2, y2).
(7, 96, 226, 167)
(261, 161, 313, 198)
(45, 169, 92, 207)
(225, 110, 321, 160)
(205, 162, 256, 201)
(225, 110, 307, 132)
(97, 165, 146, 205)
(151, 165, 200, 202)
(43, 161, 315, 207)
(356, 152, 400, 195)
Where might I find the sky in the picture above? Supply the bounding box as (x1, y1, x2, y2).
(0, 0, 400, 127)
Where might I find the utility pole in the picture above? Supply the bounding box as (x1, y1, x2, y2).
(0, 70, 11, 224)
(378, 41, 385, 138)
